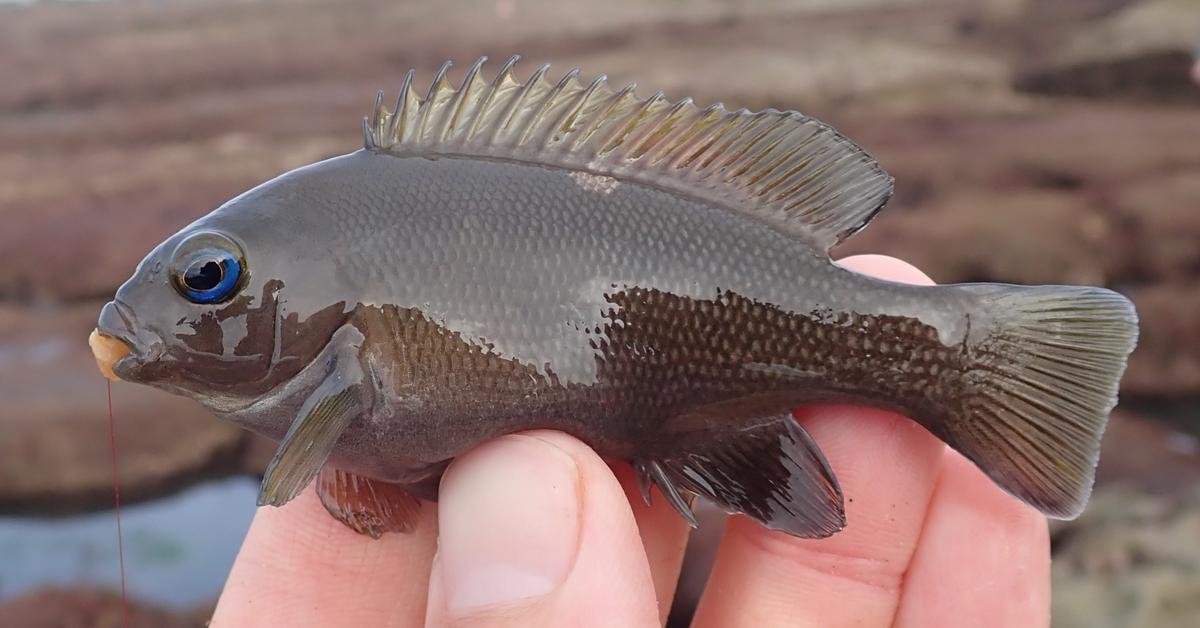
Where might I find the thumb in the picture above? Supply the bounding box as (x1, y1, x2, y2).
(424, 431, 661, 627)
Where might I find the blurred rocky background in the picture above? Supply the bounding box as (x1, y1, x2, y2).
(0, 0, 1196, 626)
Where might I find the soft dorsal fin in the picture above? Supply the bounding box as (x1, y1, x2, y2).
(363, 56, 893, 249)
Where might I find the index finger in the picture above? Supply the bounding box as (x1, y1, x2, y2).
(210, 486, 439, 627)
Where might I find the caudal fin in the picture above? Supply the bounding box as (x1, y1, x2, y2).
(947, 284, 1138, 519)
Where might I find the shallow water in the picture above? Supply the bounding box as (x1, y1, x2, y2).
(0, 475, 256, 609)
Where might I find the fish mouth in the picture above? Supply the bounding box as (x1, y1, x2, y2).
(92, 299, 159, 380)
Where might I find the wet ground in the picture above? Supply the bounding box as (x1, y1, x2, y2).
(0, 477, 256, 608)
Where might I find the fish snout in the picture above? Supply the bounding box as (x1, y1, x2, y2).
(88, 328, 129, 381)
(90, 300, 146, 381)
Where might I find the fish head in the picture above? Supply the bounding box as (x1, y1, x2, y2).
(92, 159, 356, 404)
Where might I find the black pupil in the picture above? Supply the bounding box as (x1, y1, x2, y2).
(184, 259, 224, 292)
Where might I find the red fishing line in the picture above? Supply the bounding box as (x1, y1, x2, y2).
(106, 380, 130, 628)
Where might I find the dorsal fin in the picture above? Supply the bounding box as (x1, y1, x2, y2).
(364, 56, 893, 249)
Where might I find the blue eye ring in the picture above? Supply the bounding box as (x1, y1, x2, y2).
(177, 250, 241, 303)
(170, 231, 247, 304)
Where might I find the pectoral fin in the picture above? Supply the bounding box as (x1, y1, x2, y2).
(316, 466, 423, 538)
(258, 327, 367, 507)
(638, 413, 845, 538)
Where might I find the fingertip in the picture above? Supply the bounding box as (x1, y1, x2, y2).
(837, 253, 936, 286)
(434, 434, 583, 616)
(611, 462, 693, 625)
(931, 452, 1049, 542)
(894, 453, 1050, 628)
(212, 483, 438, 627)
(427, 431, 659, 626)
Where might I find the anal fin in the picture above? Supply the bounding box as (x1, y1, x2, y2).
(316, 466, 423, 538)
(638, 413, 845, 538)
(633, 460, 699, 528)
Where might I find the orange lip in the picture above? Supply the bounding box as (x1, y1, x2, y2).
(88, 329, 131, 381)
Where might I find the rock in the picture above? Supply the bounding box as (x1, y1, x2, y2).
(0, 587, 210, 628)
(0, 136, 350, 304)
(1053, 406, 1200, 628)
(841, 189, 1113, 285)
(1014, 0, 1200, 103)
(1120, 284, 1200, 397)
(1109, 172, 1200, 284)
(0, 302, 247, 514)
(1096, 410, 1200, 492)
(1051, 485, 1200, 628)
(1052, 403, 1200, 628)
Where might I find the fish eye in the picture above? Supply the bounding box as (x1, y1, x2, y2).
(170, 232, 246, 304)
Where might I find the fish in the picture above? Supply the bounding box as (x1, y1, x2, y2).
(89, 56, 1139, 539)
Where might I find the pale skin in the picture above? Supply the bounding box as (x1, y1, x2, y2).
(210, 255, 1051, 628)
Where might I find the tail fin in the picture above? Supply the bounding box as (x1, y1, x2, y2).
(945, 284, 1138, 519)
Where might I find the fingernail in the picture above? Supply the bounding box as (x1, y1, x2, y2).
(438, 435, 581, 616)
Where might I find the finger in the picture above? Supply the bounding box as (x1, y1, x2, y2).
(894, 452, 1050, 628)
(693, 254, 944, 628)
(425, 431, 660, 627)
(211, 484, 439, 628)
(611, 462, 692, 625)
(843, 255, 1050, 627)
(837, 253, 940, 285)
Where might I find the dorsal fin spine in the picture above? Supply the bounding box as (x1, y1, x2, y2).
(518, 68, 579, 147)
(622, 110, 670, 161)
(575, 82, 636, 153)
(425, 61, 453, 102)
(600, 91, 664, 156)
(414, 61, 453, 147)
(463, 57, 515, 144)
(438, 57, 487, 145)
(488, 63, 548, 147)
(362, 116, 374, 149)
(508, 64, 554, 143)
(627, 97, 691, 161)
(554, 74, 607, 147)
(387, 70, 419, 145)
(368, 90, 386, 147)
(639, 98, 696, 164)
(387, 70, 413, 141)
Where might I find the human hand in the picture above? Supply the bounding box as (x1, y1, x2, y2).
(210, 255, 1050, 628)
